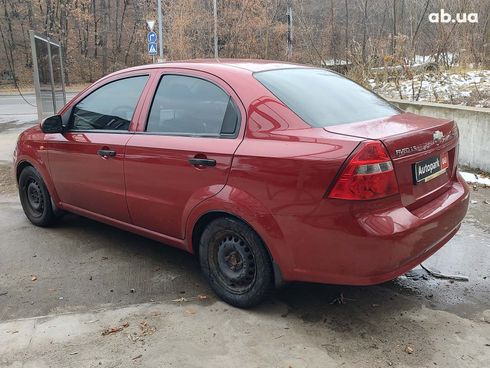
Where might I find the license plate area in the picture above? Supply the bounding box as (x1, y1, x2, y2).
(413, 152, 449, 184)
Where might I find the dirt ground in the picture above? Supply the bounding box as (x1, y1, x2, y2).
(0, 164, 16, 195)
(0, 160, 489, 367)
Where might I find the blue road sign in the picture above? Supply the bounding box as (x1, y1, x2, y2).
(148, 42, 157, 55)
(147, 32, 157, 43)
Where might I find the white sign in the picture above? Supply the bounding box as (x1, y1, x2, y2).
(146, 20, 155, 31)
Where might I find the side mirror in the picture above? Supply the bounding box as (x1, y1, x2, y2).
(41, 115, 63, 134)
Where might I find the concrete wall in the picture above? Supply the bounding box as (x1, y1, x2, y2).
(389, 99, 490, 172)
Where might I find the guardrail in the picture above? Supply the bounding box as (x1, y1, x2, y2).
(388, 99, 490, 172)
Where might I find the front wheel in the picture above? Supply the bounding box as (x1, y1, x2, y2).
(18, 166, 58, 227)
(199, 217, 274, 308)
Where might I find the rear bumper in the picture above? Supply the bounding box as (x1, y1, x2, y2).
(276, 172, 470, 285)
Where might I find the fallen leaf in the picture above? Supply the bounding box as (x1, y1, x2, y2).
(69, 351, 79, 355)
(31, 276, 37, 282)
(102, 326, 123, 336)
(404, 345, 414, 354)
(172, 297, 187, 303)
(185, 309, 196, 315)
(127, 321, 156, 343)
(102, 322, 129, 336)
(139, 321, 156, 335)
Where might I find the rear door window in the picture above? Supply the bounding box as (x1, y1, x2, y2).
(146, 75, 239, 136)
(70, 75, 148, 131)
(254, 68, 400, 127)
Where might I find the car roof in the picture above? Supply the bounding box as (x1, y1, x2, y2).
(107, 59, 311, 79)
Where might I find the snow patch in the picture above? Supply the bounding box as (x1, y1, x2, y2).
(371, 70, 490, 108)
(459, 171, 490, 186)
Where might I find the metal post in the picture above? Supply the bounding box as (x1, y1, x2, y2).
(157, 0, 163, 60)
(29, 30, 43, 120)
(58, 42, 66, 105)
(46, 37, 57, 113)
(213, 0, 218, 58)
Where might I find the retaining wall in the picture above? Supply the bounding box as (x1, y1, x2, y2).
(388, 99, 490, 172)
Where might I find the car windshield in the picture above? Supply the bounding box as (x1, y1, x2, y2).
(254, 68, 400, 127)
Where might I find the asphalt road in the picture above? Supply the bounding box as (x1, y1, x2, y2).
(0, 93, 489, 367)
(0, 92, 37, 116)
(0, 92, 77, 165)
(0, 92, 78, 128)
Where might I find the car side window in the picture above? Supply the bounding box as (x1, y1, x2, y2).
(70, 75, 148, 131)
(146, 75, 239, 136)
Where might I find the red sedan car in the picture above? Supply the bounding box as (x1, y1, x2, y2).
(14, 60, 469, 307)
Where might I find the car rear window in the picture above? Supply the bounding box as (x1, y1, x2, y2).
(254, 68, 400, 127)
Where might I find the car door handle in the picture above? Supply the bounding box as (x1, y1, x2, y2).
(97, 149, 116, 158)
(188, 158, 216, 167)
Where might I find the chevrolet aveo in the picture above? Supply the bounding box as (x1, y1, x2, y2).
(14, 60, 469, 307)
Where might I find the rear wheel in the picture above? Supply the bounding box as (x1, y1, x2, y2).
(199, 217, 273, 308)
(18, 166, 57, 227)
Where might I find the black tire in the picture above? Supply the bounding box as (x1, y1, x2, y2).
(18, 166, 57, 227)
(199, 217, 274, 308)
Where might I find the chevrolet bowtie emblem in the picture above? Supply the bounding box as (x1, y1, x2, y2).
(433, 130, 444, 143)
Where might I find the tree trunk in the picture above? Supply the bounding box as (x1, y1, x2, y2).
(391, 0, 396, 55)
(344, 0, 348, 62)
(361, 0, 368, 64)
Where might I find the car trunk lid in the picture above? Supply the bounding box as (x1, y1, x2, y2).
(325, 112, 458, 208)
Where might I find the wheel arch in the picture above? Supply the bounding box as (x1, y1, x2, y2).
(186, 185, 292, 284)
(190, 210, 286, 287)
(16, 158, 61, 206)
(191, 211, 269, 258)
(16, 160, 34, 182)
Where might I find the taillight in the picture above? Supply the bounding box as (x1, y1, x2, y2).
(328, 140, 399, 200)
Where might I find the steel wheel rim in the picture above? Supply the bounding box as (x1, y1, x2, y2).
(25, 179, 44, 216)
(211, 232, 257, 294)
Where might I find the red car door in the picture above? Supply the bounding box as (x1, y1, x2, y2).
(124, 71, 244, 239)
(47, 74, 149, 222)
